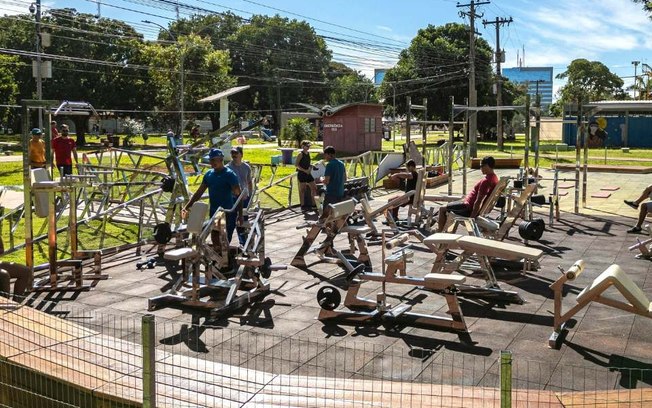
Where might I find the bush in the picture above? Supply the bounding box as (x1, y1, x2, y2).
(282, 118, 313, 148)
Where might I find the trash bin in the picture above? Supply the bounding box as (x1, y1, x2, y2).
(279, 148, 294, 165)
(109, 135, 120, 147)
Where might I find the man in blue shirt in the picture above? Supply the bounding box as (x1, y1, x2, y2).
(182, 148, 241, 248)
(320, 145, 346, 220)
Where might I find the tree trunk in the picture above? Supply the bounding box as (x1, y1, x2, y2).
(72, 116, 88, 147)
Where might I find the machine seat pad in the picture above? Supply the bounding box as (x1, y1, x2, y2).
(424, 273, 466, 286)
(457, 236, 543, 260)
(164, 247, 198, 261)
(576, 264, 651, 313)
(340, 225, 372, 235)
(423, 233, 463, 248)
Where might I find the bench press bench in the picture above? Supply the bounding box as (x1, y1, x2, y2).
(423, 232, 543, 304)
(549, 260, 652, 349)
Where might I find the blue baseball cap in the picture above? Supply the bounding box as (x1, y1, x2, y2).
(208, 148, 224, 159)
(31, 128, 42, 135)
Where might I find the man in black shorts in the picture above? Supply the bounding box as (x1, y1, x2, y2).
(437, 156, 498, 232)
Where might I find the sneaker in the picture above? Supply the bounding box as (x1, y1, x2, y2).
(627, 226, 642, 233)
(624, 200, 638, 210)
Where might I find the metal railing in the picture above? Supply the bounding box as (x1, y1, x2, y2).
(0, 299, 650, 408)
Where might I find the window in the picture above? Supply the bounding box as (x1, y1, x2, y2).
(364, 118, 376, 133)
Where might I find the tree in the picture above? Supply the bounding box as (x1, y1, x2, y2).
(327, 63, 376, 105)
(282, 117, 313, 148)
(0, 55, 20, 127)
(226, 15, 332, 135)
(0, 9, 153, 142)
(632, 0, 652, 17)
(141, 33, 235, 132)
(377, 23, 495, 131)
(555, 59, 624, 104)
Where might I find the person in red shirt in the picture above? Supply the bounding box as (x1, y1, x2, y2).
(51, 120, 60, 139)
(51, 124, 78, 177)
(437, 156, 498, 232)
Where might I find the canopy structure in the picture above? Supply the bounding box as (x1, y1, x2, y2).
(197, 85, 250, 128)
(52, 101, 98, 116)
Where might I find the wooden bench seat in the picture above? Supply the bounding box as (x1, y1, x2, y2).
(164, 248, 198, 261)
(424, 273, 466, 286)
(423, 233, 463, 248)
(457, 236, 543, 261)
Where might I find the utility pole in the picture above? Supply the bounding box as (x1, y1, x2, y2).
(31, 0, 43, 129)
(483, 16, 512, 151)
(458, 0, 489, 158)
(632, 60, 640, 100)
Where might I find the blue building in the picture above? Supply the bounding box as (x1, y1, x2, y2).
(502, 67, 553, 109)
(373, 69, 387, 86)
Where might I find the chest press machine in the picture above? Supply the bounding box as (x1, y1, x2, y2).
(291, 199, 372, 273)
(148, 200, 284, 317)
(549, 260, 652, 349)
(317, 231, 468, 333)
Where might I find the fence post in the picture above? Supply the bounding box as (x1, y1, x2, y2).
(500, 350, 512, 408)
(142, 314, 157, 408)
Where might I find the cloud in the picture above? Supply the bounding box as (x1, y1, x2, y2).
(376, 25, 393, 32)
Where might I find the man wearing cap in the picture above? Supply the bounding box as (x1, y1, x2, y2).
(437, 156, 498, 232)
(28, 128, 46, 168)
(183, 148, 242, 248)
(295, 140, 317, 211)
(51, 124, 78, 177)
(320, 145, 346, 220)
(227, 146, 252, 245)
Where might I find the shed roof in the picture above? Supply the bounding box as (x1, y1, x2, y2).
(584, 100, 652, 112)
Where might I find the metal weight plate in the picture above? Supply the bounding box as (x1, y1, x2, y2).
(316, 286, 341, 311)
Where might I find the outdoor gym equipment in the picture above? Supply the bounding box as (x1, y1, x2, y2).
(423, 232, 542, 304)
(548, 260, 652, 349)
(291, 199, 372, 274)
(316, 231, 468, 333)
(148, 196, 285, 317)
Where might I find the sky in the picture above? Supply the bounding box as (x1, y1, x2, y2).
(2, 0, 651, 98)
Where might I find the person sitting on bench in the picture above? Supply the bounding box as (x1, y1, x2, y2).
(437, 156, 498, 232)
(624, 184, 652, 233)
(388, 159, 418, 220)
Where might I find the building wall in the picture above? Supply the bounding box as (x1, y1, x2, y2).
(322, 104, 382, 154)
(562, 115, 652, 147)
(502, 67, 554, 108)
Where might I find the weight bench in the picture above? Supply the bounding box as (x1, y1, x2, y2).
(422, 232, 543, 304)
(549, 260, 652, 349)
(291, 199, 372, 273)
(317, 231, 468, 333)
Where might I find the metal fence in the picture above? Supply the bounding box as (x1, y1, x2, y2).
(0, 299, 650, 407)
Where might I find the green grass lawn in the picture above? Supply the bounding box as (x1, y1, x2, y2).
(3, 132, 652, 264)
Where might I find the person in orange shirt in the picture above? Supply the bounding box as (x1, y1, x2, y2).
(28, 128, 46, 168)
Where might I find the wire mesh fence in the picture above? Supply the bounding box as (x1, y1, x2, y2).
(0, 298, 650, 407)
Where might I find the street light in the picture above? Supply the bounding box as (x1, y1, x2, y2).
(142, 20, 184, 135)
